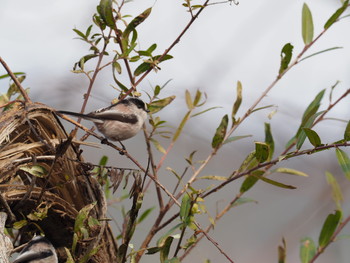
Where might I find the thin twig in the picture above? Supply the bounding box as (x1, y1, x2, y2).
(0, 57, 31, 103)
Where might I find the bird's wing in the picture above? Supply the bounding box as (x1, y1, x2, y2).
(90, 111, 138, 124)
(13, 250, 54, 263)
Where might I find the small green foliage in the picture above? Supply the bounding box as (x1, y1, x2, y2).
(318, 210, 342, 248)
(324, 0, 349, 29)
(223, 135, 252, 145)
(19, 165, 47, 178)
(335, 148, 350, 180)
(326, 171, 343, 210)
(97, 0, 115, 29)
(180, 193, 191, 224)
(148, 96, 176, 114)
(279, 43, 294, 74)
(123, 8, 152, 40)
(264, 123, 274, 161)
(231, 80, 242, 124)
(211, 114, 229, 148)
(302, 3, 314, 45)
(240, 172, 261, 193)
(278, 238, 286, 263)
(272, 167, 308, 177)
(344, 120, 350, 141)
(255, 142, 270, 163)
(300, 237, 316, 263)
(303, 128, 322, 147)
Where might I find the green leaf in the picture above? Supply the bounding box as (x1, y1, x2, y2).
(180, 193, 191, 223)
(223, 135, 252, 145)
(301, 89, 325, 125)
(300, 237, 316, 263)
(134, 62, 151, 76)
(257, 175, 296, 189)
(137, 207, 155, 224)
(255, 142, 270, 163)
(73, 28, 86, 39)
(279, 43, 294, 74)
(240, 170, 263, 193)
(302, 3, 314, 45)
(74, 203, 96, 234)
(148, 96, 176, 114)
(303, 128, 322, 146)
(123, 8, 152, 39)
(318, 210, 342, 248)
(299, 47, 343, 62)
(0, 72, 25, 80)
(232, 81, 242, 122)
(264, 123, 274, 161)
(324, 0, 349, 29)
(229, 197, 258, 208)
(296, 111, 325, 149)
(326, 171, 343, 210)
(278, 238, 286, 263)
(97, 0, 115, 28)
(211, 114, 229, 148)
(272, 167, 308, 177)
(113, 61, 122, 74)
(191, 106, 221, 117)
(150, 138, 166, 154)
(198, 175, 227, 181)
(19, 165, 47, 178)
(160, 236, 174, 263)
(335, 148, 350, 180)
(193, 89, 202, 106)
(344, 120, 350, 141)
(185, 89, 193, 110)
(172, 111, 191, 142)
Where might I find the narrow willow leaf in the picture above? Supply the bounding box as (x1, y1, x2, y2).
(302, 3, 314, 45)
(273, 167, 308, 177)
(146, 247, 161, 255)
(237, 151, 258, 173)
(278, 238, 286, 263)
(240, 170, 264, 193)
(303, 128, 322, 146)
(324, 0, 349, 29)
(97, 0, 115, 28)
(211, 114, 229, 148)
(191, 106, 221, 117)
(0, 72, 25, 80)
(265, 123, 274, 161)
(296, 111, 325, 149)
(198, 175, 227, 181)
(344, 120, 350, 141)
(160, 236, 174, 262)
(301, 89, 325, 125)
(326, 171, 343, 210)
(134, 62, 151, 76)
(257, 175, 296, 189)
(113, 61, 122, 74)
(335, 148, 350, 180)
(299, 47, 343, 62)
(193, 89, 202, 106)
(123, 8, 152, 39)
(180, 193, 191, 222)
(19, 165, 47, 178)
(251, 104, 275, 113)
(279, 43, 294, 74)
(150, 138, 166, 153)
(148, 96, 176, 114)
(318, 210, 342, 248)
(73, 28, 86, 39)
(185, 89, 193, 110)
(300, 237, 316, 263)
(255, 142, 270, 163)
(232, 81, 242, 122)
(223, 135, 252, 145)
(172, 111, 191, 142)
(229, 197, 257, 208)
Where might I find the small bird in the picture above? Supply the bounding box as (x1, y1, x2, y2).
(57, 97, 149, 141)
(13, 236, 58, 263)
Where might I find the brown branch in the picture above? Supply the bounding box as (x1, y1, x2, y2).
(0, 57, 31, 103)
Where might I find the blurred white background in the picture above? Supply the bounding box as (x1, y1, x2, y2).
(1, 0, 350, 262)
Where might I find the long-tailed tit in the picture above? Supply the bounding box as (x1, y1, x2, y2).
(58, 97, 149, 141)
(13, 236, 58, 263)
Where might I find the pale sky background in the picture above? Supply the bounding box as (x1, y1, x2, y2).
(1, 0, 350, 262)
